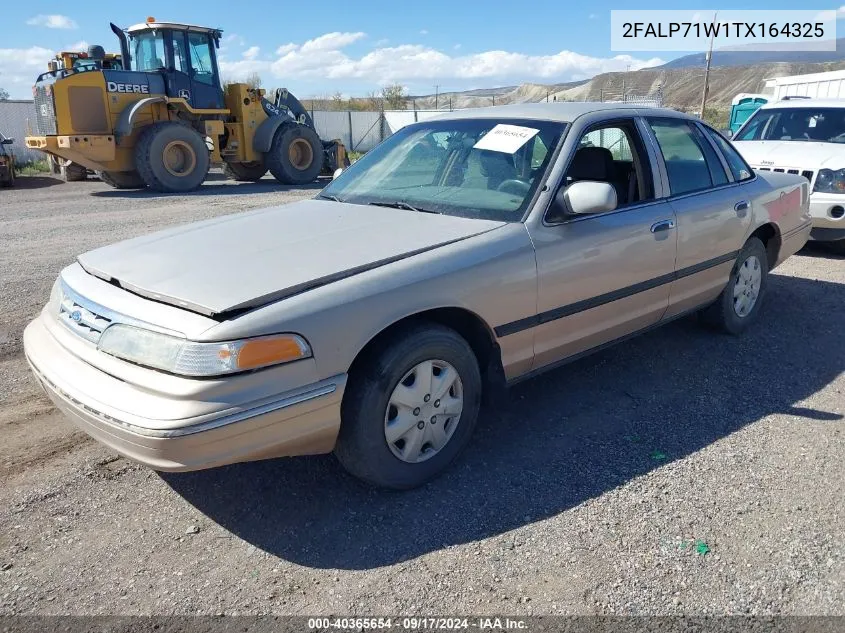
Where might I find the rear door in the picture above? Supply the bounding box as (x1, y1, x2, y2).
(644, 117, 752, 318)
(526, 117, 678, 372)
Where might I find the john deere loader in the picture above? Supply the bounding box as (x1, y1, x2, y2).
(26, 18, 347, 192)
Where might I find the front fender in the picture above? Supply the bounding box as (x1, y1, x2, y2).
(115, 97, 167, 139)
(253, 116, 295, 154)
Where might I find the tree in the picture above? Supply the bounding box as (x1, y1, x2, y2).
(381, 83, 407, 110)
(331, 91, 346, 111)
(243, 72, 262, 89)
(366, 90, 384, 111)
(0, 87, 9, 101)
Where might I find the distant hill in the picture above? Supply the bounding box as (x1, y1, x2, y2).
(658, 39, 845, 69)
(407, 61, 845, 114)
(551, 61, 845, 111)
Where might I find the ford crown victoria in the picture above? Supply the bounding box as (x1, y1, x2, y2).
(24, 103, 811, 489)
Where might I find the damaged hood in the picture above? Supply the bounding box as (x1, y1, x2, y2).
(77, 199, 504, 317)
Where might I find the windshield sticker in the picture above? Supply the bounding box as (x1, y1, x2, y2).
(473, 124, 540, 153)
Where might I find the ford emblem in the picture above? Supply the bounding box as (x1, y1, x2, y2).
(70, 310, 82, 322)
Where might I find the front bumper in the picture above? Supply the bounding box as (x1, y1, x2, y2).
(808, 192, 845, 241)
(24, 314, 346, 471)
(0, 164, 10, 182)
(25, 135, 116, 172)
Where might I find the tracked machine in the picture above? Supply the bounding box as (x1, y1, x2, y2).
(26, 17, 347, 192)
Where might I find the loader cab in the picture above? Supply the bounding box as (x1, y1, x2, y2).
(124, 21, 225, 110)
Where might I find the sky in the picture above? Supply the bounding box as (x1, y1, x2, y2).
(1, 1, 843, 100)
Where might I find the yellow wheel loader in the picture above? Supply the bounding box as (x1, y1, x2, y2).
(26, 18, 347, 193)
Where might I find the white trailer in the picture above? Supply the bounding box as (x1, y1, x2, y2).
(765, 69, 845, 100)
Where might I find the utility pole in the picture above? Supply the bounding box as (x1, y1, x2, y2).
(699, 12, 717, 118)
(492, 94, 495, 106)
(622, 63, 630, 102)
(434, 84, 440, 110)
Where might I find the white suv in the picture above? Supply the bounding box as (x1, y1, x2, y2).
(732, 98, 845, 253)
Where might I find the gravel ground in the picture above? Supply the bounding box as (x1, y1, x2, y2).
(0, 173, 843, 616)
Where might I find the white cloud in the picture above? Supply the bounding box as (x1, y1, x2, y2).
(589, 14, 598, 19)
(0, 46, 57, 96)
(275, 43, 298, 55)
(454, 44, 462, 50)
(242, 46, 260, 60)
(69, 40, 89, 51)
(218, 31, 663, 91)
(373, 38, 390, 47)
(26, 14, 78, 30)
(300, 32, 366, 53)
(420, 29, 429, 35)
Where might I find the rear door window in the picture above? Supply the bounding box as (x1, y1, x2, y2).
(647, 118, 725, 195)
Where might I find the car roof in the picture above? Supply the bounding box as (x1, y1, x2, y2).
(429, 102, 696, 124)
(760, 98, 845, 109)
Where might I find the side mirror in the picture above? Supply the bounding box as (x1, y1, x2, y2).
(549, 181, 617, 221)
(332, 168, 343, 180)
(0, 138, 13, 145)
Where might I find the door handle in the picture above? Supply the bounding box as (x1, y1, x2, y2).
(650, 219, 676, 233)
(735, 200, 750, 215)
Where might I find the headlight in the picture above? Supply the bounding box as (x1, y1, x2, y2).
(97, 324, 311, 377)
(813, 168, 845, 193)
(48, 278, 62, 313)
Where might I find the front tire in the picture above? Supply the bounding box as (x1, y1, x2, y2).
(699, 237, 769, 335)
(335, 323, 482, 489)
(135, 122, 209, 193)
(266, 124, 323, 185)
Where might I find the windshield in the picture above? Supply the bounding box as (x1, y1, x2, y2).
(736, 107, 845, 143)
(129, 31, 165, 71)
(321, 118, 565, 222)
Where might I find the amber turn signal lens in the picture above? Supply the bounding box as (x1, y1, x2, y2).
(236, 337, 308, 370)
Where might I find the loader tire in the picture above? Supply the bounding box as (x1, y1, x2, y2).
(266, 124, 323, 185)
(98, 170, 146, 189)
(50, 156, 87, 182)
(223, 161, 267, 182)
(63, 161, 87, 182)
(135, 122, 209, 193)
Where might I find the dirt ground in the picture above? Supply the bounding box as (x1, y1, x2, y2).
(0, 173, 843, 616)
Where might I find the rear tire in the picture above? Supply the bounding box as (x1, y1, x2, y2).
(135, 122, 209, 193)
(49, 156, 86, 182)
(223, 161, 267, 182)
(334, 323, 482, 489)
(63, 161, 87, 182)
(699, 237, 768, 335)
(98, 170, 146, 189)
(266, 124, 323, 185)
